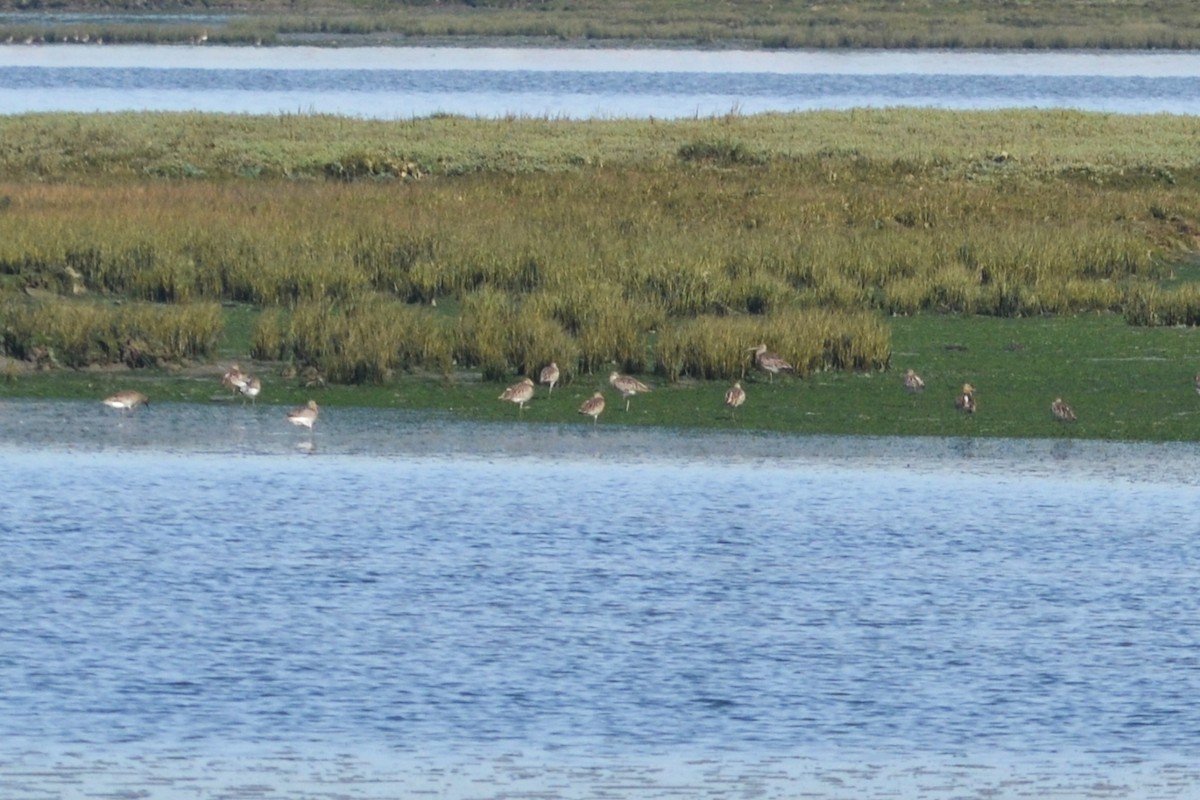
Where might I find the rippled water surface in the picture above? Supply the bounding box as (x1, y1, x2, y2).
(1, 46, 1198, 117)
(2, 401, 1199, 798)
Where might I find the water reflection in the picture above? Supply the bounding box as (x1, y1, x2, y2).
(2, 399, 1199, 485)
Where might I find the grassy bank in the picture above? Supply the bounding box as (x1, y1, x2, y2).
(4, 314, 1198, 442)
(1, 109, 1198, 441)
(2, 1, 1200, 50)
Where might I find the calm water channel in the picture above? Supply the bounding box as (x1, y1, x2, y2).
(1, 45, 1199, 117)
(2, 400, 1199, 798)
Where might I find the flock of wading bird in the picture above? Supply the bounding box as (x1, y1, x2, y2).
(101, 363, 319, 435)
(98, 343, 1086, 430)
(907, 368, 1076, 423)
(504, 342, 1081, 424)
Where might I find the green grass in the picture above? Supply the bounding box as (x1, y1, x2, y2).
(883, 314, 1200, 441)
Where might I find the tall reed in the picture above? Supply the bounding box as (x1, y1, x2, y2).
(254, 296, 454, 384)
(655, 310, 890, 381)
(1, 299, 221, 368)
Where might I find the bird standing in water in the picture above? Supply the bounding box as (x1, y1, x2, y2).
(287, 400, 319, 431)
(102, 390, 149, 412)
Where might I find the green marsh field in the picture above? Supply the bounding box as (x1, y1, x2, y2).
(1, 109, 1199, 441)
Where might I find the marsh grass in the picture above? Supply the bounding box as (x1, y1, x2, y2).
(1, 298, 220, 368)
(655, 310, 890, 382)
(4, 1, 1200, 50)
(3, 110, 1200, 182)
(252, 297, 453, 384)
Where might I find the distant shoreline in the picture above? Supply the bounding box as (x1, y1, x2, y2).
(2, 0, 1200, 51)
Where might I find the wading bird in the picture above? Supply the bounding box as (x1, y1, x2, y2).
(102, 390, 148, 412)
(725, 381, 746, 419)
(578, 392, 605, 424)
(904, 369, 925, 393)
(239, 375, 261, 405)
(287, 400, 319, 431)
(1051, 397, 1076, 422)
(221, 364, 247, 396)
(954, 383, 977, 414)
(539, 362, 560, 395)
(609, 371, 651, 412)
(748, 344, 794, 383)
(499, 377, 535, 412)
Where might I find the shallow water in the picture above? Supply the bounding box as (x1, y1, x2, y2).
(2, 400, 1199, 798)
(0, 45, 1197, 117)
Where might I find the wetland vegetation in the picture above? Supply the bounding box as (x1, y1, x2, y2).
(1, 109, 1199, 440)
(3, 1, 1200, 50)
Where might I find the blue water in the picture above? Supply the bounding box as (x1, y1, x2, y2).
(0, 45, 1197, 117)
(1, 401, 1199, 797)
(5, 66, 1196, 106)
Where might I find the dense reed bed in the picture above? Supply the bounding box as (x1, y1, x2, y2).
(0, 299, 221, 369)
(0, 109, 1197, 436)
(2, 1, 1199, 50)
(0, 169, 1178, 371)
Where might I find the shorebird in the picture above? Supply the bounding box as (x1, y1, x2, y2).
(725, 381, 746, 419)
(904, 369, 925, 393)
(954, 383, 977, 414)
(539, 362, 560, 395)
(239, 375, 261, 405)
(102, 390, 148, 412)
(300, 365, 325, 389)
(499, 377, 535, 412)
(287, 400, 319, 431)
(748, 344, 794, 383)
(221, 363, 247, 396)
(1051, 397, 1076, 422)
(609, 371, 651, 411)
(578, 392, 605, 424)
(1194, 374, 1200, 396)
